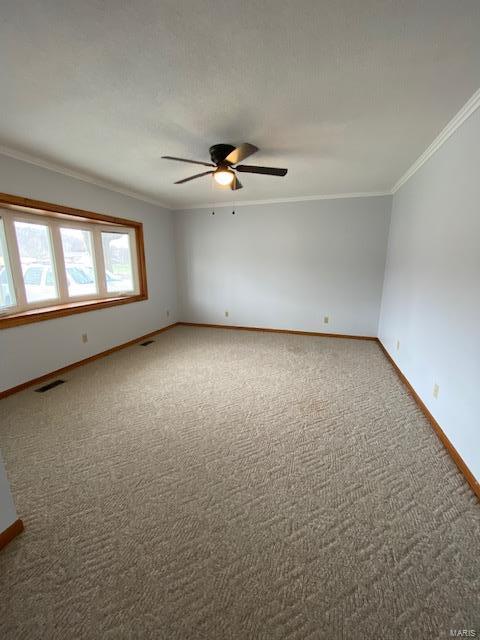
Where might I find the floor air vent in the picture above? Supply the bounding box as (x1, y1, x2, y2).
(35, 379, 65, 393)
(140, 340, 154, 346)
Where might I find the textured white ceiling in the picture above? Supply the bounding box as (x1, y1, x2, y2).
(1, 0, 480, 208)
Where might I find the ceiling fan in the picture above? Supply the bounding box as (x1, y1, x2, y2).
(162, 143, 288, 190)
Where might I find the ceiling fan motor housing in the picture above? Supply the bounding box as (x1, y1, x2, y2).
(209, 143, 235, 165)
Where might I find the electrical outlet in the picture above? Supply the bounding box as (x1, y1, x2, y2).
(225, 310, 229, 318)
(396, 339, 400, 352)
(323, 315, 329, 325)
(166, 310, 170, 318)
(81, 333, 88, 344)
(433, 383, 440, 399)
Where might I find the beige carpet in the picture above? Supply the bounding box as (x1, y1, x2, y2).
(0, 326, 478, 639)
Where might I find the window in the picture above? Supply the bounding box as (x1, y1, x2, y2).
(15, 221, 58, 303)
(0, 193, 147, 328)
(102, 232, 134, 294)
(60, 227, 97, 297)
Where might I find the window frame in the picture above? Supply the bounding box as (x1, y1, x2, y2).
(0, 192, 148, 329)
(0, 217, 17, 312)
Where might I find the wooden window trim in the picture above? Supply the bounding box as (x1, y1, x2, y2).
(0, 193, 148, 329)
(0, 294, 147, 328)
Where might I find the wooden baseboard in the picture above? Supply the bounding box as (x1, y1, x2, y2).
(0, 323, 179, 400)
(377, 339, 480, 501)
(0, 519, 24, 551)
(177, 322, 377, 341)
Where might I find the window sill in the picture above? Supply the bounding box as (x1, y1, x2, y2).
(0, 294, 147, 329)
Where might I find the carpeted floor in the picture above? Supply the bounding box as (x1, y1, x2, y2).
(0, 326, 478, 639)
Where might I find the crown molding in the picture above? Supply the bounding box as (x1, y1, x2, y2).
(1, 146, 389, 211)
(2, 87, 479, 209)
(172, 191, 392, 211)
(392, 87, 480, 193)
(0, 146, 173, 210)
(0, 145, 391, 211)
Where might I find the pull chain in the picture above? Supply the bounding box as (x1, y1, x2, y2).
(211, 169, 215, 215)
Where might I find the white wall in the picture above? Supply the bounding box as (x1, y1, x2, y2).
(174, 196, 392, 336)
(0, 452, 17, 534)
(379, 107, 480, 482)
(0, 154, 178, 393)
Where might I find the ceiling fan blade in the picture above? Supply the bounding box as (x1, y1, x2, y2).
(162, 156, 215, 167)
(236, 165, 288, 176)
(224, 143, 258, 165)
(175, 171, 214, 184)
(231, 175, 243, 190)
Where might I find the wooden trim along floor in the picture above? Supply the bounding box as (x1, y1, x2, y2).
(177, 322, 378, 340)
(377, 339, 480, 501)
(0, 519, 24, 552)
(0, 323, 179, 400)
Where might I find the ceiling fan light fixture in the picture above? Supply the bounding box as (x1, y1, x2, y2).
(213, 168, 235, 186)
(162, 143, 287, 190)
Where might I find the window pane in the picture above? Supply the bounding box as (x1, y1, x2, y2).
(0, 219, 16, 311)
(24, 266, 43, 285)
(101, 232, 134, 293)
(60, 227, 97, 297)
(15, 221, 58, 303)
